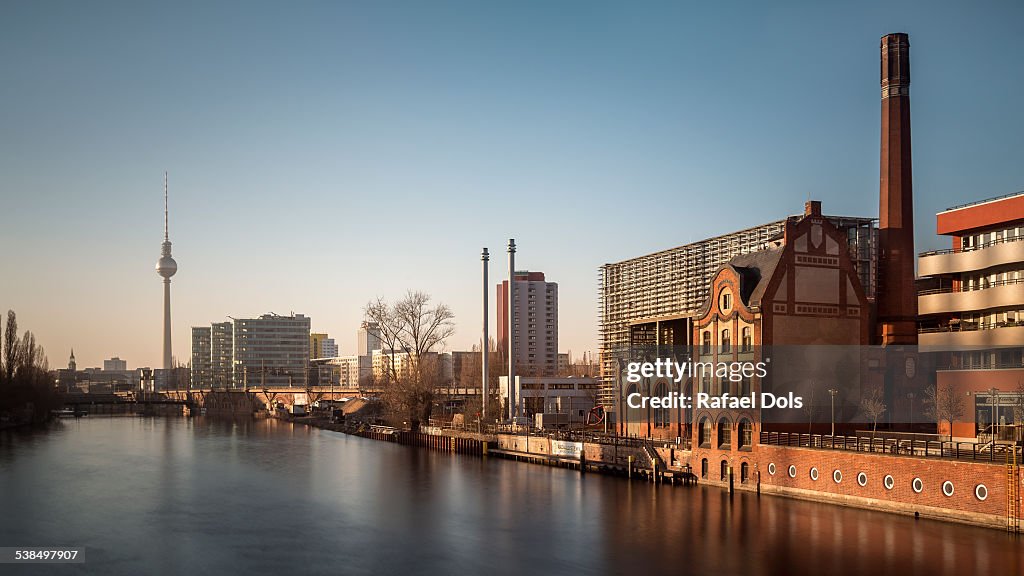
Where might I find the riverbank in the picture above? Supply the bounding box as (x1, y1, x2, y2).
(289, 415, 1020, 533)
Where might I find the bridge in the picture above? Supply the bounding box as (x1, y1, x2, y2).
(60, 387, 370, 413)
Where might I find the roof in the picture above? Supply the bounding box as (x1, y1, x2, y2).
(696, 246, 784, 317)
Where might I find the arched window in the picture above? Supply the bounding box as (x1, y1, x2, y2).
(698, 417, 712, 447)
(625, 384, 640, 424)
(702, 332, 712, 355)
(717, 417, 731, 449)
(720, 459, 729, 481)
(741, 327, 752, 352)
(701, 458, 708, 478)
(721, 329, 731, 353)
(741, 462, 749, 483)
(738, 419, 753, 450)
(653, 382, 669, 428)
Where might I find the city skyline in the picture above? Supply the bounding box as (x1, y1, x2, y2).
(2, 1, 1023, 368)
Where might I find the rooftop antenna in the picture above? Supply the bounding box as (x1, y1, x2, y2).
(164, 171, 169, 242)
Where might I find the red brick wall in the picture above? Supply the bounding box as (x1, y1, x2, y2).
(755, 444, 1015, 524)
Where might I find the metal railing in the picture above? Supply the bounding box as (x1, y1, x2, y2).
(760, 430, 1022, 463)
(919, 232, 1024, 257)
(918, 275, 1024, 296)
(919, 320, 1024, 333)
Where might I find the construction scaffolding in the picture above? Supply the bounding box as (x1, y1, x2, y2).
(597, 213, 877, 408)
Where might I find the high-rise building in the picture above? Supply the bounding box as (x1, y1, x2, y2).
(191, 327, 213, 388)
(358, 321, 382, 356)
(211, 322, 233, 387)
(232, 313, 311, 388)
(310, 333, 339, 358)
(497, 271, 558, 377)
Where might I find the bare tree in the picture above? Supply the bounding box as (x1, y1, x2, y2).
(859, 388, 887, 440)
(364, 291, 455, 431)
(923, 382, 966, 440)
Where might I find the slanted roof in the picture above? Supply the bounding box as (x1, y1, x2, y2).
(696, 246, 785, 317)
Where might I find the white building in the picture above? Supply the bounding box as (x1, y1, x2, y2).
(498, 376, 601, 421)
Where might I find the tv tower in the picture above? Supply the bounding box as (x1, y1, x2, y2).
(155, 172, 177, 370)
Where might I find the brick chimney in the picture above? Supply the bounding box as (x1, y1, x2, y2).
(804, 200, 822, 217)
(877, 33, 918, 345)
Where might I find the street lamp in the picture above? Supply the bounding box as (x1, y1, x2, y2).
(828, 389, 839, 436)
(989, 386, 999, 438)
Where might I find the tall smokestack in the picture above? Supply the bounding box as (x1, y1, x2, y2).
(482, 247, 489, 424)
(877, 33, 917, 346)
(507, 239, 516, 420)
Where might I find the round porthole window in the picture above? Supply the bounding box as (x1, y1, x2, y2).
(809, 467, 819, 481)
(857, 472, 867, 487)
(883, 475, 895, 490)
(976, 484, 988, 501)
(788, 465, 797, 478)
(912, 478, 924, 494)
(942, 481, 954, 497)
(768, 463, 776, 476)
(833, 470, 842, 484)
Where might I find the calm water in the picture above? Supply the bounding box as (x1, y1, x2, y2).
(0, 417, 1021, 576)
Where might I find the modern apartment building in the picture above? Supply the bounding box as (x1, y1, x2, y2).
(497, 271, 559, 377)
(191, 326, 212, 388)
(210, 321, 233, 387)
(918, 191, 1024, 437)
(310, 333, 338, 359)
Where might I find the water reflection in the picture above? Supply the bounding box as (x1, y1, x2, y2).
(0, 417, 1020, 575)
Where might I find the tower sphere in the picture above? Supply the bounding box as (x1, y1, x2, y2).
(156, 252, 177, 278)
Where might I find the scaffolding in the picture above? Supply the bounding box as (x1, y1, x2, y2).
(597, 214, 876, 408)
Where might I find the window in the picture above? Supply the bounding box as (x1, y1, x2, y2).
(721, 329, 731, 353)
(738, 419, 753, 450)
(702, 332, 712, 355)
(699, 417, 712, 447)
(720, 291, 732, 312)
(741, 327, 752, 352)
(653, 382, 669, 428)
(626, 384, 640, 424)
(720, 460, 728, 481)
(741, 462, 749, 483)
(717, 417, 731, 449)
(701, 458, 708, 479)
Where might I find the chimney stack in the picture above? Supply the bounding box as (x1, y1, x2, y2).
(804, 200, 822, 217)
(877, 33, 918, 346)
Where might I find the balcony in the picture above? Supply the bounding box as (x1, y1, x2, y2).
(918, 278, 1024, 315)
(919, 322, 1024, 352)
(918, 236, 1024, 276)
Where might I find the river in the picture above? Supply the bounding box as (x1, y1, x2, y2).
(0, 416, 1020, 575)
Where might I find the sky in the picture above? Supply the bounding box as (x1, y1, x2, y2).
(1, 1, 1022, 369)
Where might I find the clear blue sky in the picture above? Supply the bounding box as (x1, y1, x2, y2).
(1, 1, 1022, 369)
